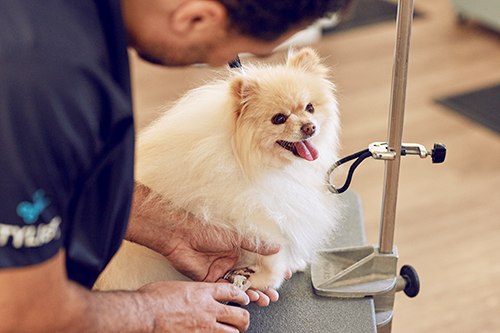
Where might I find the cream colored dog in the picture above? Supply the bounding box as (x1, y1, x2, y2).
(95, 48, 341, 291)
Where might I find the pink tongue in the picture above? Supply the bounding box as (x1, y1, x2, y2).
(294, 140, 319, 161)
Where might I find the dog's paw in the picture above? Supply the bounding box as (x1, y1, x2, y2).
(224, 269, 253, 291)
(227, 266, 284, 291)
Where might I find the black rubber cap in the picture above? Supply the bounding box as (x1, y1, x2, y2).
(400, 265, 420, 298)
(431, 143, 447, 163)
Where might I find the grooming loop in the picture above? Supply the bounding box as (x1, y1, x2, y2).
(312, 1, 446, 332)
(327, 142, 446, 194)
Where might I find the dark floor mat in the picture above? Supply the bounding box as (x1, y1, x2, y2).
(436, 83, 500, 134)
(323, 0, 422, 34)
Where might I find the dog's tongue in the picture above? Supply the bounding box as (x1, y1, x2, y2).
(294, 140, 319, 161)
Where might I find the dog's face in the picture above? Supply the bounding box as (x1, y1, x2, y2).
(230, 48, 338, 175)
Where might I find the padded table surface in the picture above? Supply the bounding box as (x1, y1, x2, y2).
(247, 191, 377, 332)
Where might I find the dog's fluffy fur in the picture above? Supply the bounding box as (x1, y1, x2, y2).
(94, 48, 341, 291)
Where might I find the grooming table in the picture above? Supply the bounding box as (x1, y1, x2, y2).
(247, 191, 377, 333)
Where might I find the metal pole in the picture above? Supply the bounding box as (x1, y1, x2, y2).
(379, 0, 414, 254)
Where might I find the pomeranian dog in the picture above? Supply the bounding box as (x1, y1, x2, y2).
(94, 48, 341, 292)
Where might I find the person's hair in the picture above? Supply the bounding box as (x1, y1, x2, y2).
(218, 0, 354, 41)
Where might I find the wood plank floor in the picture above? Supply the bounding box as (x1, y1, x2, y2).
(130, 1, 500, 332)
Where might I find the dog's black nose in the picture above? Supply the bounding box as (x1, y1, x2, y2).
(301, 122, 316, 137)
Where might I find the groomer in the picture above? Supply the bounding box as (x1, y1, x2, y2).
(0, 0, 351, 332)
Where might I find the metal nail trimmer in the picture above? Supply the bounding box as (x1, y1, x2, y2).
(311, 1, 446, 332)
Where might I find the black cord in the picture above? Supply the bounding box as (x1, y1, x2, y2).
(328, 149, 372, 194)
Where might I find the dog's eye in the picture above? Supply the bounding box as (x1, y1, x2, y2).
(271, 113, 287, 125)
(305, 103, 315, 113)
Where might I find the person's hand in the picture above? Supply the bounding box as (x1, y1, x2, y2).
(161, 221, 289, 307)
(139, 280, 251, 332)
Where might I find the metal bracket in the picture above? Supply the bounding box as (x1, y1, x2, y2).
(311, 246, 415, 330)
(401, 143, 431, 158)
(369, 142, 397, 160)
(369, 142, 445, 161)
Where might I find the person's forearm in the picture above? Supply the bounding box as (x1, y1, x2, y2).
(126, 182, 188, 256)
(0, 252, 154, 333)
(2, 283, 155, 333)
(65, 282, 154, 333)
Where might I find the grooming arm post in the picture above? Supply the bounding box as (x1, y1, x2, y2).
(311, 2, 428, 331)
(379, 0, 414, 255)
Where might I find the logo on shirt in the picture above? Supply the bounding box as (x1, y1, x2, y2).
(0, 189, 61, 249)
(16, 189, 50, 224)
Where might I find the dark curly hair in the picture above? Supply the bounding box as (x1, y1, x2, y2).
(218, 0, 354, 41)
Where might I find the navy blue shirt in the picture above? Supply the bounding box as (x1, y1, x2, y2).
(0, 0, 134, 288)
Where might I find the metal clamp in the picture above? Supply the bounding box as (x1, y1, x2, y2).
(369, 142, 397, 160)
(369, 142, 447, 162)
(327, 142, 446, 194)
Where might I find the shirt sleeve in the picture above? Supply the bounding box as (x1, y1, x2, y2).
(0, 54, 98, 267)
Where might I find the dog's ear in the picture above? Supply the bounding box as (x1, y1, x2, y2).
(230, 76, 259, 116)
(286, 47, 328, 76)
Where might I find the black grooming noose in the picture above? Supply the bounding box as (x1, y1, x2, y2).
(328, 143, 447, 194)
(326, 149, 372, 194)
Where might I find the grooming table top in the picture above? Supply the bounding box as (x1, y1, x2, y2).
(247, 191, 377, 333)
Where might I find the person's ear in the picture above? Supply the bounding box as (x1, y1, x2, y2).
(170, 0, 227, 36)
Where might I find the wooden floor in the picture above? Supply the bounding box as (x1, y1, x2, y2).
(130, 1, 500, 332)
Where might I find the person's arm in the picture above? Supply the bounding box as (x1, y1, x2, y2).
(0, 251, 250, 333)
